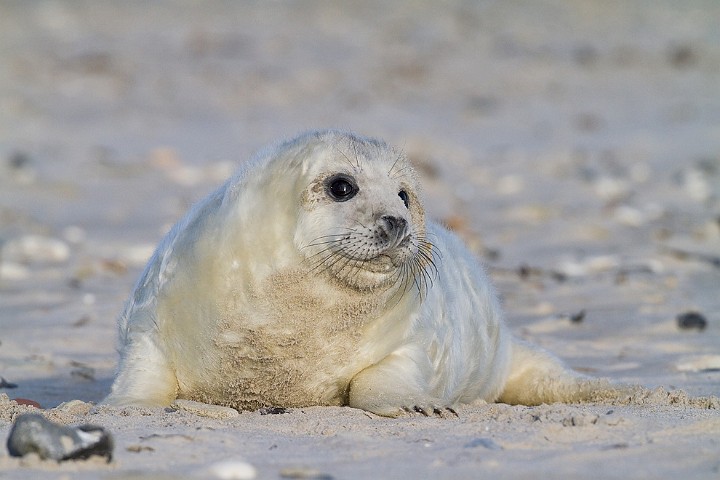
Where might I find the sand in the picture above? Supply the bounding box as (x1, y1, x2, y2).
(1, 1, 718, 478)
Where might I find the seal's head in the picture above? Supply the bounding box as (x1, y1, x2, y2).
(287, 131, 432, 292)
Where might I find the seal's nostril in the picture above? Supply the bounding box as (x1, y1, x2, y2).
(382, 215, 395, 231)
(380, 216, 408, 244)
(381, 215, 406, 233)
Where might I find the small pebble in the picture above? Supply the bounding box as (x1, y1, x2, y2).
(280, 467, 333, 480)
(593, 176, 629, 201)
(206, 458, 257, 480)
(613, 205, 647, 227)
(258, 407, 288, 415)
(569, 309, 586, 324)
(6, 152, 37, 184)
(562, 413, 599, 427)
(0, 262, 30, 280)
(6, 413, 113, 462)
(2, 235, 70, 264)
(676, 355, 720, 372)
(62, 225, 86, 244)
(126, 444, 155, 453)
(12, 398, 41, 408)
(496, 174, 524, 195)
(55, 399, 93, 416)
(681, 168, 710, 202)
(121, 244, 156, 267)
(667, 43, 697, 68)
(8, 151, 31, 169)
(557, 255, 620, 277)
(676, 311, 708, 331)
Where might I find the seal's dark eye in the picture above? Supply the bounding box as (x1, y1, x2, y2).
(399, 190, 409, 208)
(326, 175, 359, 202)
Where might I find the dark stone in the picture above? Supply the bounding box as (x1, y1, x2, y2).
(676, 311, 707, 331)
(570, 309, 586, 324)
(6, 413, 113, 462)
(0, 377, 18, 389)
(258, 406, 288, 415)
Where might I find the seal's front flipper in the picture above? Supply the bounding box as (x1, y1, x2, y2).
(348, 345, 453, 417)
(102, 334, 178, 407)
(499, 338, 625, 405)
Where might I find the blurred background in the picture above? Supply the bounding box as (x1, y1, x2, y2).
(1, 1, 719, 407)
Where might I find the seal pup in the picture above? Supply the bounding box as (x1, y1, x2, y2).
(103, 130, 620, 417)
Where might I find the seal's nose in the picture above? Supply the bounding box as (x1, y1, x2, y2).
(379, 215, 408, 243)
(381, 215, 406, 232)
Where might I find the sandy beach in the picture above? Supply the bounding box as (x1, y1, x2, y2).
(1, 1, 719, 478)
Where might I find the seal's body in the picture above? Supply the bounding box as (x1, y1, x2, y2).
(104, 130, 614, 416)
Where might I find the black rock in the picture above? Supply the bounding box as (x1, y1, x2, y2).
(0, 377, 18, 389)
(570, 309, 586, 324)
(6, 413, 113, 462)
(676, 311, 708, 331)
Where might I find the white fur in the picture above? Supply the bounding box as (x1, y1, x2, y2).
(103, 130, 619, 416)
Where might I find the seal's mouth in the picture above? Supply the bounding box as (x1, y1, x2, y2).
(334, 246, 412, 269)
(303, 224, 436, 293)
(330, 232, 420, 281)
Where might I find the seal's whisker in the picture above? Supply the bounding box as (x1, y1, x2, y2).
(389, 164, 414, 180)
(415, 244, 439, 280)
(419, 235, 442, 260)
(418, 256, 435, 292)
(417, 245, 437, 294)
(409, 257, 426, 299)
(410, 263, 424, 299)
(387, 147, 406, 178)
(349, 138, 362, 170)
(307, 251, 337, 275)
(305, 243, 342, 263)
(324, 242, 366, 273)
(411, 236, 439, 272)
(389, 263, 413, 306)
(331, 142, 361, 172)
(304, 237, 360, 274)
(304, 237, 348, 249)
(333, 248, 359, 276)
(306, 229, 357, 243)
(310, 235, 372, 270)
(339, 257, 365, 282)
(402, 262, 419, 297)
(390, 263, 405, 293)
(311, 244, 348, 269)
